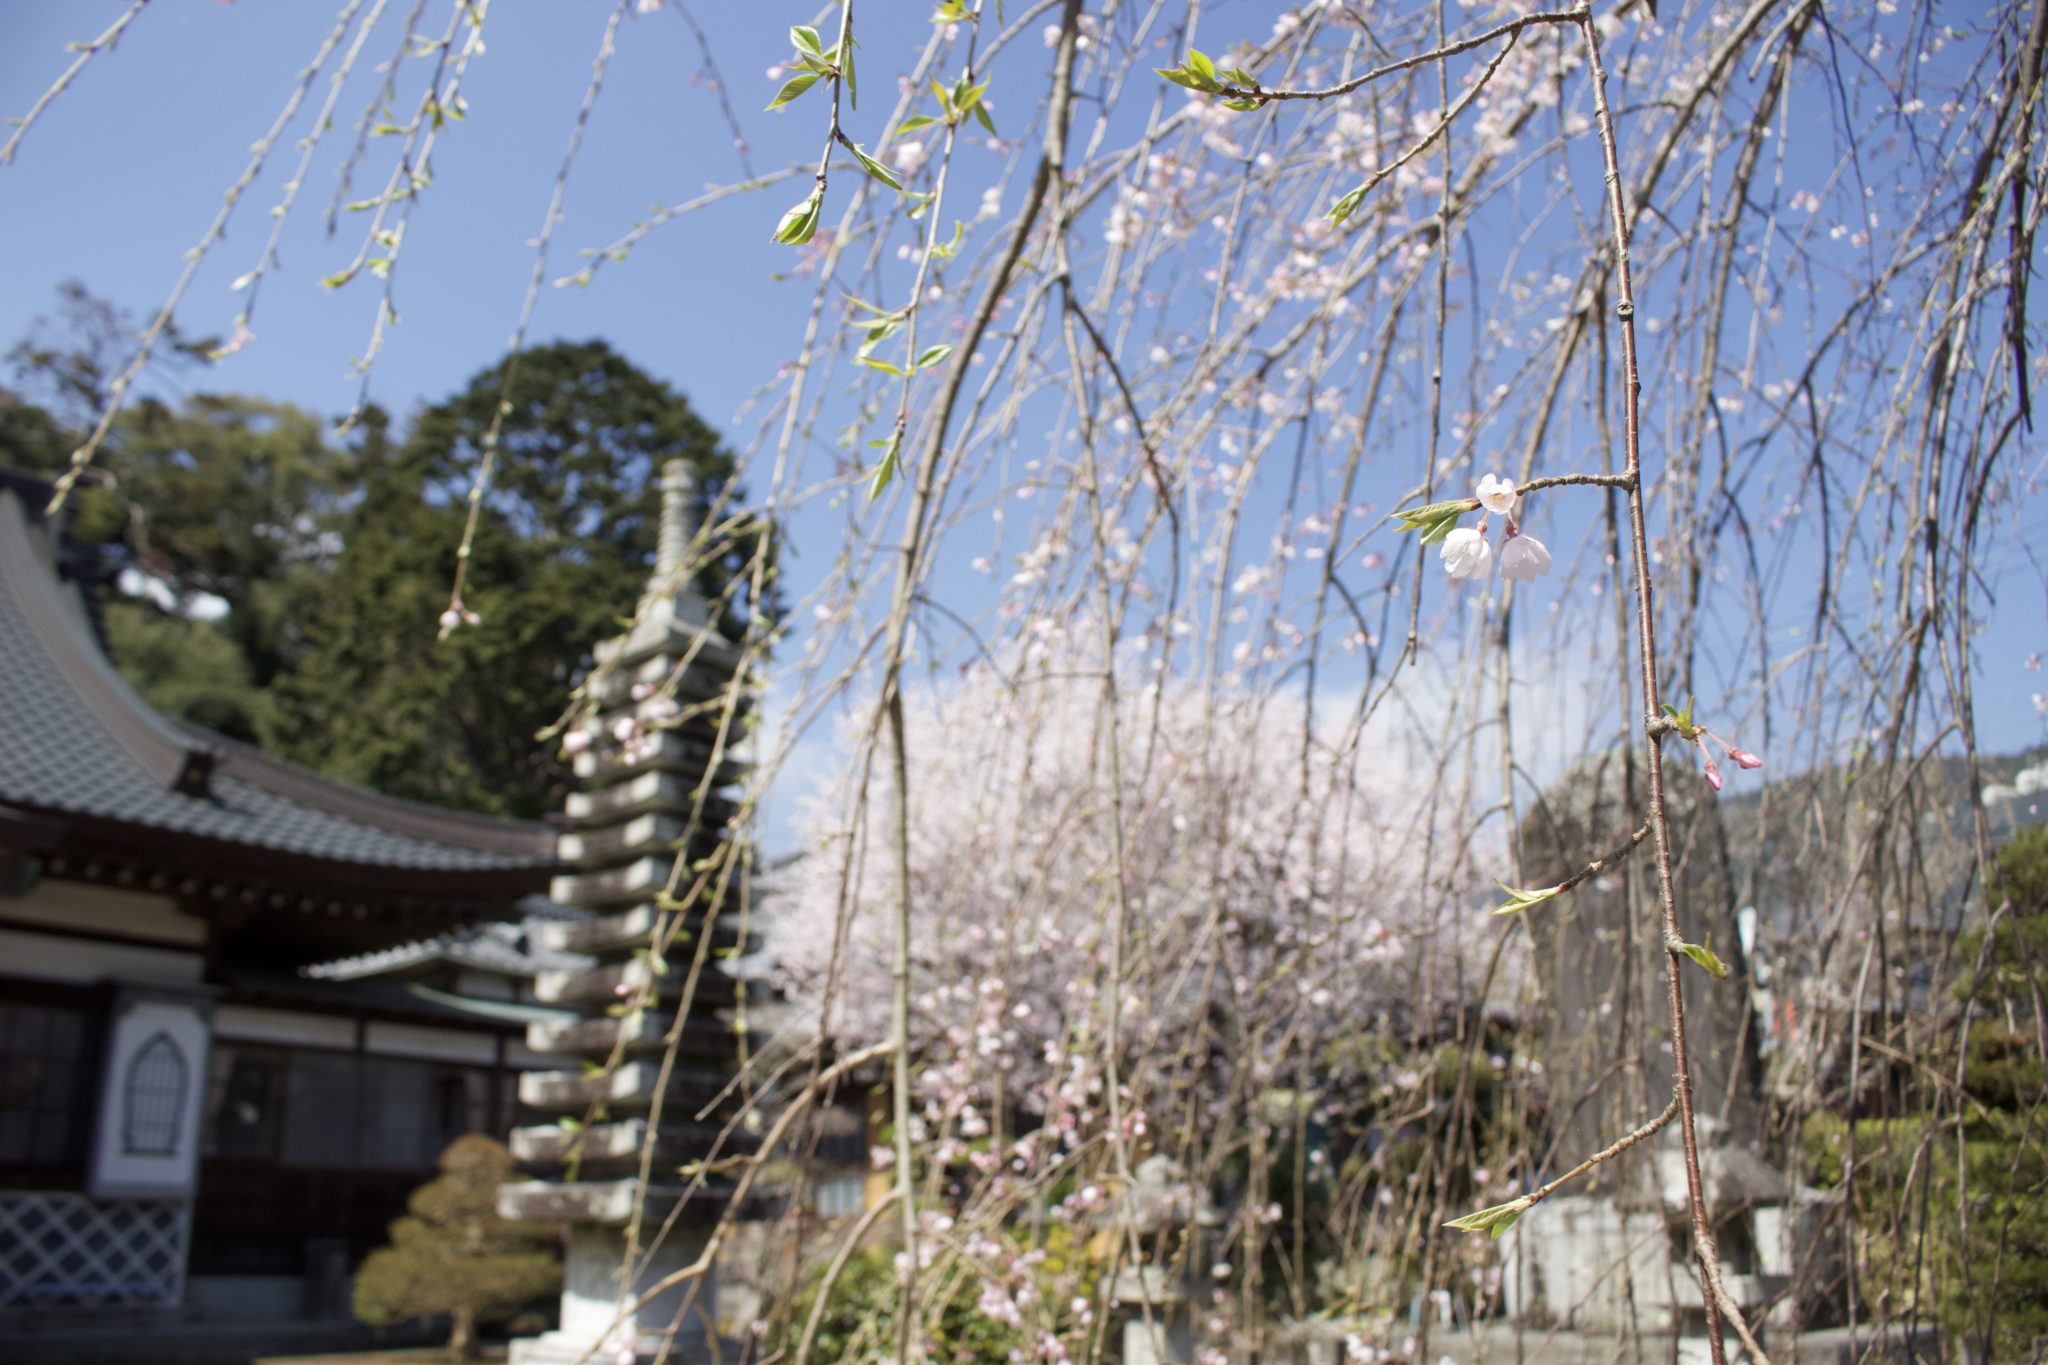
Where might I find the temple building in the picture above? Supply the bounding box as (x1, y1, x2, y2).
(0, 471, 569, 1352)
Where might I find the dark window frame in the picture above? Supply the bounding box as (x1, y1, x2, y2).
(0, 978, 107, 1187)
(121, 1030, 189, 1156)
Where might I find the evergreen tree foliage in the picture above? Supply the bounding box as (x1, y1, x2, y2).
(7, 289, 767, 820)
(1805, 827, 2048, 1360)
(103, 599, 273, 744)
(352, 1134, 560, 1360)
(267, 339, 760, 819)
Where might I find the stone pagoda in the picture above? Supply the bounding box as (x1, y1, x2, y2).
(502, 461, 758, 1365)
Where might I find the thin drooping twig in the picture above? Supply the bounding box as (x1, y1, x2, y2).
(873, 5, 1082, 1358)
(1208, 8, 1584, 105)
(440, 0, 629, 629)
(1, 0, 152, 167)
(44, 0, 366, 514)
(1579, 10, 1730, 1364)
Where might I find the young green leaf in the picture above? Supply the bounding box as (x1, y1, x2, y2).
(843, 140, 903, 190)
(1490, 881, 1563, 917)
(1326, 184, 1368, 225)
(857, 316, 902, 359)
(1185, 48, 1217, 86)
(929, 219, 967, 260)
(896, 115, 939, 135)
(766, 70, 820, 110)
(860, 356, 908, 377)
(1677, 941, 1730, 980)
(1158, 64, 1219, 93)
(1445, 1196, 1533, 1239)
(789, 25, 824, 58)
(867, 431, 903, 498)
(839, 36, 857, 108)
(1392, 496, 1478, 545)
(914, 343, 954, 371)
(842, 294, 897, 318)
(771, 190, 823, 245)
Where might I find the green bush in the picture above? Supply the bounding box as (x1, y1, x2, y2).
(353, 1135, 560, 1359)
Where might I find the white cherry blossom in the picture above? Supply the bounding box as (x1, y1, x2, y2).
(1475, 472, 1517, 515)
(1440, 526, 1492, 580)
(1498, 531, 1552, 582)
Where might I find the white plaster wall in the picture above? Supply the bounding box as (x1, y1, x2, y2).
(0, 926, 200, 986)
(89, 993, 212, 1199)
(1500, 1196, 1677, 1332)
(213, 1004, 354, 1049)
(0, 881, 203, 945)
(557, 1224, 713, 1352)
(364, 1020, 497, 1064)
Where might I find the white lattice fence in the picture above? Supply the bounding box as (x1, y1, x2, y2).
(0, 1193, 185, 1309)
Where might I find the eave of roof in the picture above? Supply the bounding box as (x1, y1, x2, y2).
(0, 486, 560, 886)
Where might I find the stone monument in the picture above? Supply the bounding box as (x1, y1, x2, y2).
(502, 461, 758, 1364)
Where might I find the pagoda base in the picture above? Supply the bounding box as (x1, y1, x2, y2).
(511, 1224, 719, 1365)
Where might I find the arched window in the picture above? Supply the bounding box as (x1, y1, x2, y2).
(122, 1031, 187, 1156)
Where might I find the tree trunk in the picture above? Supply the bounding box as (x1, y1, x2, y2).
(449, 1306, 476, 1361)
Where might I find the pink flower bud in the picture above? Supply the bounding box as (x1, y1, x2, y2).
(1726, 746, 1763, 769)
(1701, 755, 1723, 792)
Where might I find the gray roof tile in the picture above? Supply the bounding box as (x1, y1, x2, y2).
(0, 490, 556, 875)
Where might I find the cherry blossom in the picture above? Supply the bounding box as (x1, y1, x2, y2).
(1475, 472, 1517, 515)
(1440, 526, 1491, 580)
(1498, 529, 1552, 582)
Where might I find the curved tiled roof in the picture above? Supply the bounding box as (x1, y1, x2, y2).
(0, 488, 558, 877)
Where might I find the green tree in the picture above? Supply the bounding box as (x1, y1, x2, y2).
(102, 599, 272, 743)
(99, 393, 343, 682)
(8, 285, 342, 719)
(7, 278, 215, 431)
(1805, 828, 2048, 1360)
(269, 339, 765, 819)
(352, 1134, 560, 1360)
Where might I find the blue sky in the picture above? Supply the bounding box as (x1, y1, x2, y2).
(0, 1, 842, 430)
(5, 0, 2046, 853)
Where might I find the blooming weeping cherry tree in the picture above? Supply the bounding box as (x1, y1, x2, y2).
(11, 0, 2045, 1359)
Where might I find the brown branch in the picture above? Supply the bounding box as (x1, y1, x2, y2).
(1210, 9, 1584, 105)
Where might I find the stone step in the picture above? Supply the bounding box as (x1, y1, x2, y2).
(525, 1010, 667, 1057)
(566, 770, 689, 826)
(590, 597, 741, 673)
(569, 727, 744, 790)
(498, 1178, 697, 1226)
(551, 856, 670, 908)
(519, 1061, 667, 1109)
(533, 956, 638, 1005)
(510, 1117, 648, 1165)
(536, 903, 658, 955)
(523, 1008, 750, 1062)
(555, 814, 685, 867)
(532, 955, 743, 1009)
(589, 653, 741, 709)
(518, 1060, 748, 1112)
(534, 903, 756, 957)
(508, 1116, 734, 1167)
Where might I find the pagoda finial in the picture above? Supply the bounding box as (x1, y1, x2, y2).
(655, 460, 698, 586)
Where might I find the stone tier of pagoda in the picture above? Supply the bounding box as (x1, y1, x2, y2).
(501, 461, 762, 1365)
